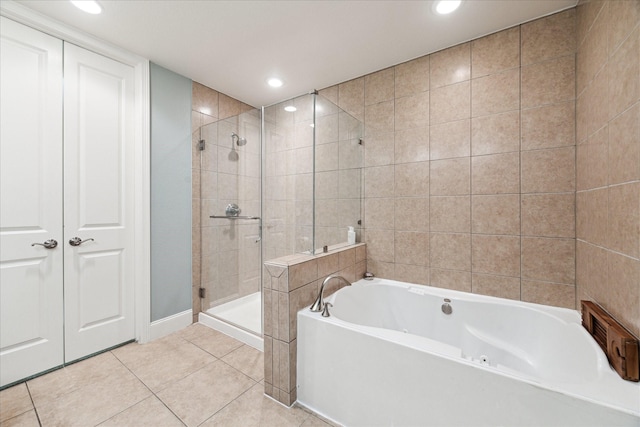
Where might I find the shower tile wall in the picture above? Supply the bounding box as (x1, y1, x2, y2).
(263, 95, 363, 259)
(192, 82, 257, 322)
(575, 0, 639, 336)
(320, 9, 579, 309)
(263, 95, 315, 259)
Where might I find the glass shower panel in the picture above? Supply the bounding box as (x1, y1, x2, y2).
(199, 108, 262, 335)
(262, 94, 315, 259)
(314, 95, 364, 251)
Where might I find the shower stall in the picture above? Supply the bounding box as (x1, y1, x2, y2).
(194, 92, 363, 348)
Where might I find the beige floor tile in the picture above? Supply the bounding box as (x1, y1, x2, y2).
(98, 396, 183, 426)
(177, 324, 243, 358)
(221, 345, 264, 382)
(157, 359, 255, 427)
(0, 383, 33, 422)
(34, 368, 150, 426)
(0, 409, 39, 427)
(112, 335, 216, 392)
(300, 414, 336, 427)
(199, 383, 308, 427)
(28, 352, 130, 407)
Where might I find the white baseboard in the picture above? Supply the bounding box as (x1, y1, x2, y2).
(149, 309, 193, 341)
(198, 313, 263, 352)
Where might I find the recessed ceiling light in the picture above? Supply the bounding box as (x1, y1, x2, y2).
(267, 78, 283, 88)
(70, 0, 102, 14)
(434, 0, 461, 15)
(284, 105, 297, 112)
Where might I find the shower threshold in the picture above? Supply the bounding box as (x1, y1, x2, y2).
(200, 292, 263, 351)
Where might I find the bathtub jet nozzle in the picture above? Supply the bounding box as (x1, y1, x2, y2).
(310, 275, 351, 315)
(442, 298, 452, 315)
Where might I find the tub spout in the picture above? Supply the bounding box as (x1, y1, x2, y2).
(310, 275, 351, 313)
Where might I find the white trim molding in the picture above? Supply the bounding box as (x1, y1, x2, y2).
(149, 310, 193, 341)
(1, 0, 152, 343)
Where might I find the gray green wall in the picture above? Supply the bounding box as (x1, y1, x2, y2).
(150, 62, 192, 321)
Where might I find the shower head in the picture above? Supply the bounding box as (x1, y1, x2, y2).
(231, 132, 247, 146)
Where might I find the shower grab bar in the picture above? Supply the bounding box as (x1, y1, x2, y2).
(209, 215, 261, 220)
(209, 215, 262, 242)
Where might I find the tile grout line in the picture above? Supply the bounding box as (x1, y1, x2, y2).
(24, 382, 42, 427)
(106, 348, 188, 427)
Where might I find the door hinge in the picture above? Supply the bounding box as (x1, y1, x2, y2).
(198, 139, 205, 151)
(198, 287, 206, 298)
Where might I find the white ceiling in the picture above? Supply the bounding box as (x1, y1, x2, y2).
(13, 0, 577, 107)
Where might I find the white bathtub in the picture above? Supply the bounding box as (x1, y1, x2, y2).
(297, 278, 640, 426)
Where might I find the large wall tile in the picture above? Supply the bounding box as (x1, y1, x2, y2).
(430, 196, 471, 233)
(521, 280, 575, 308)
(522, 237, 575, 284)
(365, 100, 394, 135)
(430, 268, 471, 292)
(471, 194, 520, 235)
(364, 165, 394, 198)
(365, 68, 395, 106)
(608, 26, 639, 120)
(472, 27, 520, 78)
(471, 235, 521, 277)
(521, 102, 575, 150)
(395, 127, 429, 164)
(395, 197, 429, 232)
(430, 157, 470, 196)
(430, 43, 470, 89)
(471, 69, 520, 117)
(608, 182, 640, 258)
(365, 132, 395, 167)
(521, 56, 575, 109)
(521, 147, 575, 193)
(607, 251, 640, 337)
(472, 273, 520, 300)
(430, 81, 470, 125)
(521, 9, 576, 66)
(430, 119, 470, 160)
(609, 102, 640, 185)
(471, 111, 520, 156)
(395, 56, 430, 98)
(521, 193, 575, 238)
(395, 161, 429, 197)
(471, 152, 520, 195)
(430, 233, 471, 271)
(608, 0, 640, 53)
(395, 91, 429, 131)
(395, 231, 429, 266)
(338, 78, 365, 121)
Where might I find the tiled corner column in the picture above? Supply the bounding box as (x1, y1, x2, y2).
(263, 243, 366, 406)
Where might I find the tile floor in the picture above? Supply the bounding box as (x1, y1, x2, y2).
(0, 324, 333, 427)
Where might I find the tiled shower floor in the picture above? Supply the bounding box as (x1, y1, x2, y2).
(0, 324, 332, 427)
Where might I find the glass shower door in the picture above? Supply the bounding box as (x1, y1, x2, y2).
(198, 108, 262, 335)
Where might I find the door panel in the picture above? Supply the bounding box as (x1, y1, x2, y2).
(0, 17, 64, 387)
(63, 43, 136, 362)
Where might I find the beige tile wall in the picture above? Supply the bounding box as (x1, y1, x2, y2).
(192, 82, 256, 322)
(575, 0, 640, 336)
(263, 244, 367, 406)
(320, 9, 580, 309)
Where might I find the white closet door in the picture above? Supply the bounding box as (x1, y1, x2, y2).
(0, 17, 64, 386)
(63, 43, 136, 362)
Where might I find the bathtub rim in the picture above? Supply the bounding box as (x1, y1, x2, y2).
(303, 277, 640, 418)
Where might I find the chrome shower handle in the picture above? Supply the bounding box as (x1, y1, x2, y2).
(69, 237, 94, 247)
(31, 239, 58, 249)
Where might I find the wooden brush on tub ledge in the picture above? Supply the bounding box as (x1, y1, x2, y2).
(581, 301, 639, 382)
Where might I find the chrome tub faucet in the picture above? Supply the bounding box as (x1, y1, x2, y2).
(310, 275, 351, 316)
